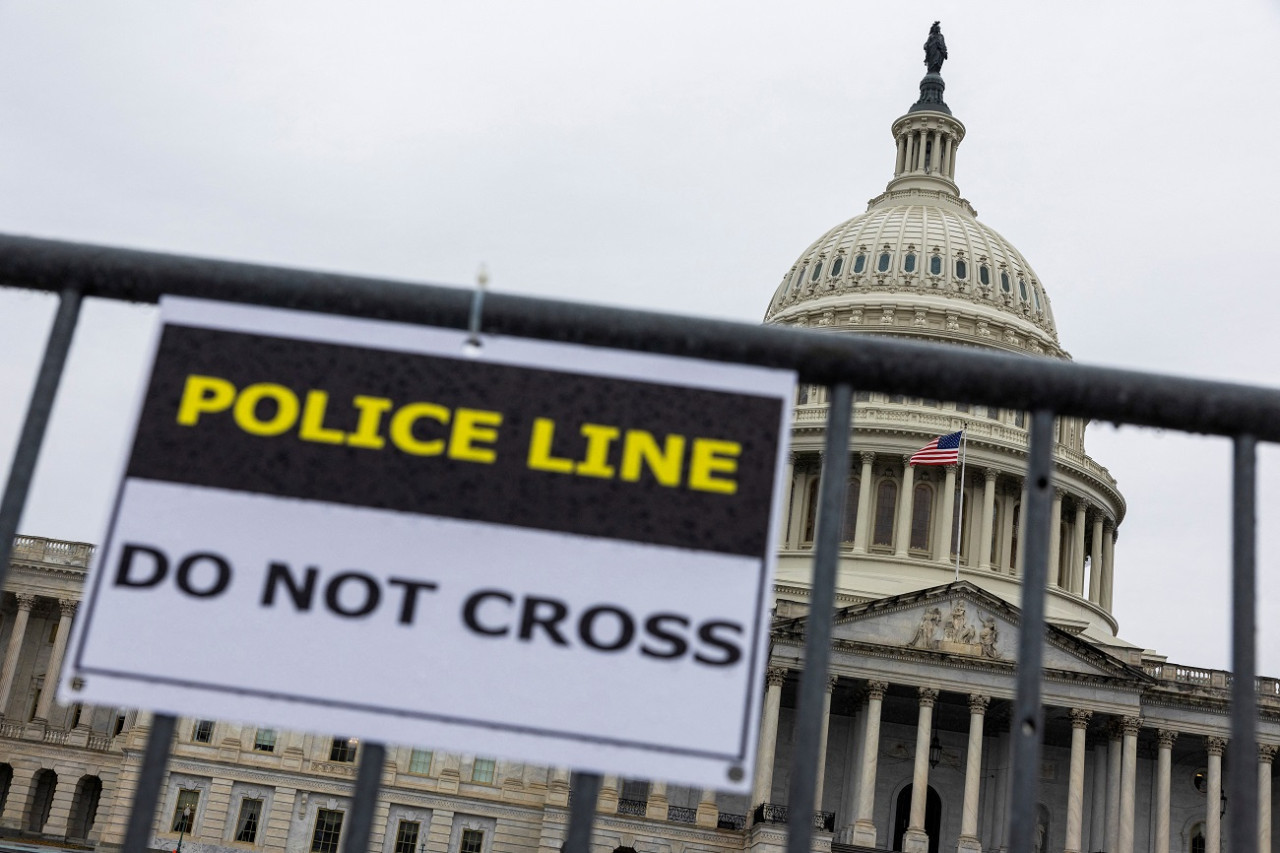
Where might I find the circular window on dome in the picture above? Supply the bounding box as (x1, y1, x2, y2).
(979, 264, 991, 286)
(903, 252, 916, 273)
(811, 261, 824, 281)
(929, 254, 943, 276)
(1000, 271, 1012, 293)
(831, 255, 844, 277)
(877, 252, 891, 273)
(853, 253, 867, 274)
(955, 259, 967, 279)
(1018, 277, 1029, 302)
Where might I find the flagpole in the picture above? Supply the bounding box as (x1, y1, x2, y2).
(954, 429, 967, 581)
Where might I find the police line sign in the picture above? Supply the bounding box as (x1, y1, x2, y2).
(62, 298, 794, 791)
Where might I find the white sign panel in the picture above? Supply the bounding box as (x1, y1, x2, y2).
(63, 297, 794, 791)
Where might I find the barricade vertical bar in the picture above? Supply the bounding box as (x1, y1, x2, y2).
(1007, 410, 1054, 853)
(122, 712, 177, 853)
(785, 383, 852, 853)
(0, 287, 82, 588)
(1228, 435, 1258, 853)
(563, 771, 601, 853)
(343, 741, 387, 853)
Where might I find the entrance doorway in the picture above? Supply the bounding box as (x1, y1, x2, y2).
(891, 784, 941, 853)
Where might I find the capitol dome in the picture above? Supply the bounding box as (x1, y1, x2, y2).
(765, 83, 1063, 359)
(767, 65, 1126, 645)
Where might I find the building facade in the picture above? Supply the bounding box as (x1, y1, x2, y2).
(0, 42, 1275, 853)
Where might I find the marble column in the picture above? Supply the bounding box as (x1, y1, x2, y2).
(1155, 729, 1177, 853)
(1261, 744, 1276, 853)
(903, 687, 938, 853)
(850, 681, 888, 847)
(645, 780, 668, 820)
(813, 676, 838, 810)
(977, 469, 998, 570)
(1089, 735, 1108, 853)
(786, 456, 807, 548)
(696, 787, 718, 828)
(1064, 709, 1092, 853)
(1102, 522, 1117, 610)
(0, 594, 36, 717)
(1089, 511, 1105, 602)
(853, 453, 876, 554)
(958, 695, 988, 853)
(895, 136, 907, 174)
(1047, 490, 1063, 587)
(779, 452, 796, 547)
(1106, 723, 1122, 853)
(1118, 716, 1140, 853)
(895, 458, 916, 557)
(1072, 500, 1089, 594)
(753, 667, 787, 806)
(1206, 736, 1226, 853)
(935, 464, 957, 562)
(34, 599, 77, 721)
(998, 490, 1015, 572)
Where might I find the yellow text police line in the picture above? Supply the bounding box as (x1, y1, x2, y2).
(177, 374, 742, 494)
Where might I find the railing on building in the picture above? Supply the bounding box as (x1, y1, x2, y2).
(0, 232, 1274, 853)
(716, 813, 747, 831)
(751, 804, 835, 832)
(616, 798, 648, 817)
(666, 805, 697, 825)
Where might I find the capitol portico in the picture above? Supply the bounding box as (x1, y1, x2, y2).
(0, 25, 1276, 853)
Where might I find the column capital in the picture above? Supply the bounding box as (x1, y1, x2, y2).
(13, 594, 35, 611)
(944, 463, 957, 473)
(1069, 708, 1093, 729)
(983, 467, 999, 483)
(1260, 743, 1277, 764)
(917, 687, 939, 708)
(58, 599, 79, 618)
(859, 451, 877, 467)
(1120, 715, 1142, 736)
(866, 680, 889, 700)
(825, 675, 838, 693)
(1053, 487, 1066, 500)
(968, 694, 990, 715)
(766, 667, 788, 688)
(789, 451, 803, 466)
(1157, 729, 1179, 749)
(1106, 719, 1124, 742)
(1076, 497, 1093, 513)
(1089, 506, 1107, 524)
(1206, 736, 1227, 756)
(901, 454, 913, 467)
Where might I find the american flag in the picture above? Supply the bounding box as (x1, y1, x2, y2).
(909, 429, 964, 466)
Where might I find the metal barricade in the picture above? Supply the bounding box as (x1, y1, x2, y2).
(0, 233, 1272, 853)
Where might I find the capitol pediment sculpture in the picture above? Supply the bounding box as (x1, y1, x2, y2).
(908, 599, 1000, 659)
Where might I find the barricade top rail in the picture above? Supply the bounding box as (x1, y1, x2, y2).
(1, 231, 1279, 442)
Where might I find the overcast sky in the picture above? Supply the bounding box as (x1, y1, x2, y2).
(1, 3, 1278, 675)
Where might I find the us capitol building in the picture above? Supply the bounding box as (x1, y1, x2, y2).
(0, 28, 1273, 853)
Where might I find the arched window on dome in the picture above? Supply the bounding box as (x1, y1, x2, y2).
(1018, 277, 1029, 302)
(873, 480, 897, 547)
(792, 266, 807, 294)
(841, 478, 860, 543)
(877, 252, 892, 273)
(955, 402, 971, 413)
(929, 253, 943, 276)
(903, 251, 916, 273)
(802, 478, 821, 545)
(1031, 282, 1042, 311)
(1000, 271, 1012, 293)
(955, 258, 967, 279)
(909, 483, 933, 551)
(796, 385, 810, 405)
(853, 252, 867, 274)
(979, 264, 991, 286)
(830, 255, 844, 277)
(811, 261, 824, 281)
